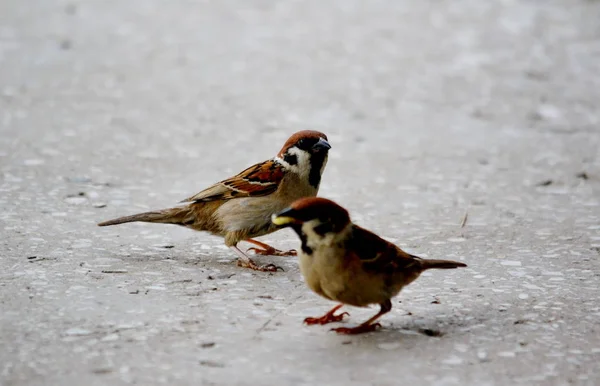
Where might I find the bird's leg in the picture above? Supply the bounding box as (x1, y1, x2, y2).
(230, 246, 283, 272)
(304, 304, 349, 325)
(246, 239, 297, 257)
(332, 299, 392, 335)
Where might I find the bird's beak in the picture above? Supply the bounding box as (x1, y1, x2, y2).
(311, 138, 331, 152)
(271, 208, 302, 227)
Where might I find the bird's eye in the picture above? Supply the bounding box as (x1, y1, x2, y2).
(297, 139, 306, 147)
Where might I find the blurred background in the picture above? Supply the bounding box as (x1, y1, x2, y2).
(1, 1, 599, 385)
(2, 1, 598, 211)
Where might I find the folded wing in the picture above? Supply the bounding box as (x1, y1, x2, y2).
(180, 160, 285, 203)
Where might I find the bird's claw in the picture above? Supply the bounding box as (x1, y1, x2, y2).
(304, 312, 350, 325)
(247, 247, 297, 257)
(262, 263, 285, 272)
(331, 323, 382, 335)
(236, 258, 284, 272)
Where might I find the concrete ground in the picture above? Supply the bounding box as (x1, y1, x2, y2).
(1, 1, 600, 385)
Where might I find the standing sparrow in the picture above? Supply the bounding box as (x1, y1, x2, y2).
(98, 130, 331, 272)
(272, 197, 467, 334)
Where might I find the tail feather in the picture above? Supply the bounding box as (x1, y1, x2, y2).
(98, 207, 191, 227)
(419, 258, 467, 270)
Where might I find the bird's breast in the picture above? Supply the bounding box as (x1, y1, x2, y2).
(300, 245, 398, 308)
(217, 197, 285, 234)
(299, 247, 349, 302)
(299, 251, 331, 300)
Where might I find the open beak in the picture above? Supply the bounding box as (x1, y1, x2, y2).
(271, 208, 302, 227)
(311, 138, 331, 152)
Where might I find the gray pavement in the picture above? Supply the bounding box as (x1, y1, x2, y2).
(1, 1, 600, 385)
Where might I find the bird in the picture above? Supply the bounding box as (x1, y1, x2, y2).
(98, 130, 331, 272)
(271, 197, 467, 334)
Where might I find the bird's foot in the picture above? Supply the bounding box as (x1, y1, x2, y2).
(304, 311, 350, 326)
(247, 246, 297, 257)
(236, 258, 284, 272)
(331, 322, 382, 335)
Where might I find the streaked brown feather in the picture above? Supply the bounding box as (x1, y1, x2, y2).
(180, 160, 286, 203)
(346, 225, 420, 275)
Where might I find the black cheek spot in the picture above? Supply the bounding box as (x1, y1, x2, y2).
(284, 153, 298, 165)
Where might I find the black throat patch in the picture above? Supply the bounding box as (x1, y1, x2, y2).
(291, 225, 313, 254)
(308, 153, 327, 189)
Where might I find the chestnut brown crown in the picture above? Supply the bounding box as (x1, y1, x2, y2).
(272, 197, 351, 230)
(277, 130, 330, 157)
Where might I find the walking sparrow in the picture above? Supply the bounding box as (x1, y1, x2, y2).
(272, 197, 467, 333)
(98, 131, 331, 271)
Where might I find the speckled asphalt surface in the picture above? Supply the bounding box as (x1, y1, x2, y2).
(1, 1, 600, 385)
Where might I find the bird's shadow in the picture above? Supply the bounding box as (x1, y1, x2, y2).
(109, 242, 299, 270)
(322, 320, 452, 345)
(299, 300, 494, 351)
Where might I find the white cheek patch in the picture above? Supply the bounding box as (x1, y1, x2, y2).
(302, 221, 335, 249)
(302, 221, 351, 249)
(277, 147, 312, 179)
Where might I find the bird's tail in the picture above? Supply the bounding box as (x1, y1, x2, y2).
(98, 207, 192, 227)
(418, 258, 467, 270)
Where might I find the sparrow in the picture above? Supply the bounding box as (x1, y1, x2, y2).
(272, 197, 467, 334)
(98, 130, 331, 272)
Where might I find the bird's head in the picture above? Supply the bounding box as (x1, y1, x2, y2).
(272, 197, 351, 248)
(276, 130, 331, 189)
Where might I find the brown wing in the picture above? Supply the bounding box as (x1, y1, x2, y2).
(345, 225, 421, 274)
(180, 160, 285, 203)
